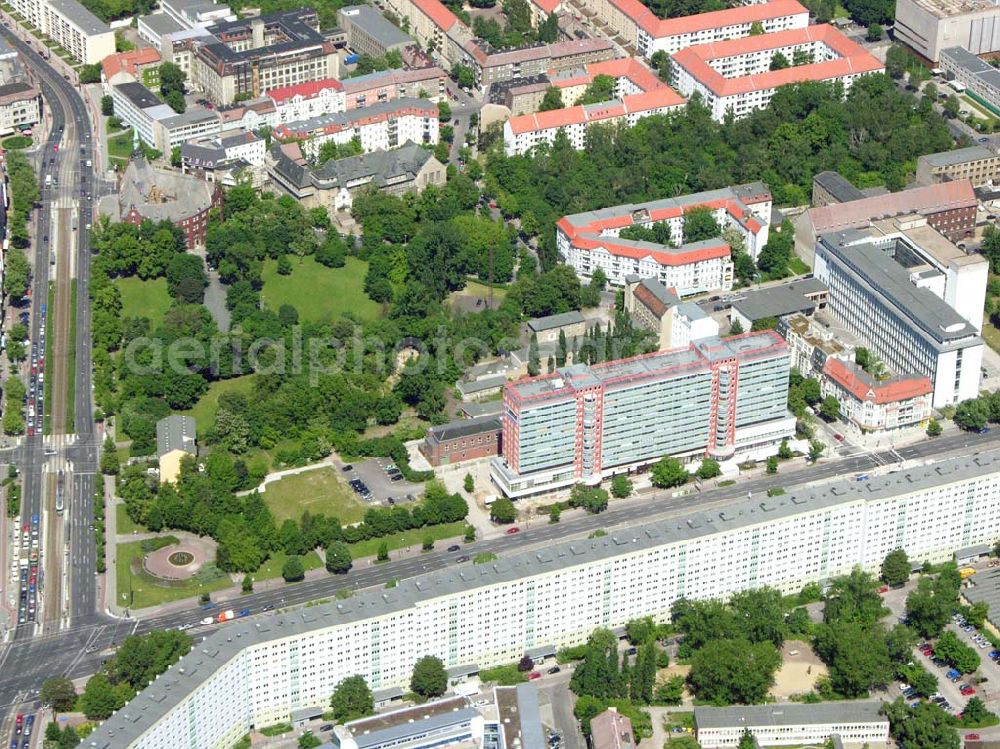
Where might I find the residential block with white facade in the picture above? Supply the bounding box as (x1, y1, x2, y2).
(271, 97, 439, 159)
(555, 183, 772, 292)
(7, 0, 115, 63)
(581, 0, 808, 59)
(671, 24, 883, 121)
(85, 448, 1000, 748)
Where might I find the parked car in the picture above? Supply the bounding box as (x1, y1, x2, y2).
(967, 734, 981, 741)
(547, 666, 561, 674)
(527, 672, 541, 680)
(506, 527, 520, 534)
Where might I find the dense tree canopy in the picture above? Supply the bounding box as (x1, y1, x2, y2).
(688, 638, 782, 704)
(330, 675, 375, 722)
(410, 656, 448, 698)
(486, 76, 951, 269)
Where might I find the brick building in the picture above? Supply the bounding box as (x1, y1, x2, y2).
(117, 156, 223, 247)
(800, 179, 978, 245)
(421, 415, 502, 466)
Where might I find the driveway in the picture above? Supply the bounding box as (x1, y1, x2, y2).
(341, 457, 423, 506)
(537, 676, 584, 749)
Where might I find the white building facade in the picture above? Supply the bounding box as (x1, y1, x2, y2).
(86, 449, 1000, 749)
(7, 0, 115, 63)
(273, 99, 439, 160)
(814, 230, 984, 408)
(695, 702, 889, 749)
(269, 79, 347, 124)
(556, 184, 772, 292)
(670, 24, 883, 121)
(639, 0, 809, 56)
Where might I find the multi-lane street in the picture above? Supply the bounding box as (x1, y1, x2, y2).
(0, 21, 103, 731)
(0, 421, 997, 715)
(0, 14, 997, 737)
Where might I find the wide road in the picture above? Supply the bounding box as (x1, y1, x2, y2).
(0, 426, 997, 712)
(0, 22, 103, 718)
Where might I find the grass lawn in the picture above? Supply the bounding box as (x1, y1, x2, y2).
(961, 95, 999, 126)
(260, 256, 380, 323)
(181, 375, 256, 437)
(43, 283, 53, 434)
(788, 256, 810, 275)
(255, 550, 323, 581)
(349, 521, 467, 560)
(1, 136, 30, 149)
(263, 467, 366, 524)
(462, 280, 508, 301)
(116, 276, 172, 328)
(116, 539, 231, 610)
(115, 502, 147, 535)
(107, 130, 135, 167)
(66, 280, 76, 433)
(983, 318, 1000, 354)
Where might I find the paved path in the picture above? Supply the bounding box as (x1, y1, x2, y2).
(190, 247, 230, 332)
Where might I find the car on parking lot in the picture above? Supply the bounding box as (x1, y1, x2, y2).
(547, 666, 561, 674)
(391, 474, 404, 481)
(321, 724, 334, 732)
(506, 527, 520, 534)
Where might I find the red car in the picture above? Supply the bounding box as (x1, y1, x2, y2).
(878, 585, 889, 594)
(505, 527, 520, 535)
(834, 433, 845, 442)
(527, 672, 541, 680)
(53, 144, 58, 152)
(967, 735, 981, 741)
(22, 523, 29, 535)
(961, 687, 977, 696)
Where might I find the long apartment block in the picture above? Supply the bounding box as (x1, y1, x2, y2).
(7, 0, 115, 63)
(670, 24, 883, 121)
(491, 331, 794, 498)
(555, 183, 772, 290)
(86, 448, 1000, 748)
(587, 0, 809, 58)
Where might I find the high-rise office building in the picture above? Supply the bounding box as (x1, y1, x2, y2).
(490, 332, 794, 498)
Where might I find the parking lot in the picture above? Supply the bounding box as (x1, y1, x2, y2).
(338, 457, 424, 506)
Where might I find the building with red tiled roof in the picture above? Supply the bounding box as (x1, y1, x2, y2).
(671, 24, 883, 121)
(503, 83, 684, 155)
(268, 78, 346, 123)
(555, 183, 772, 293)
(586, 0, 807, 58)
(101, 47, 162, 87)
(822, 358, 932, 433)
(272, 97, 439, 160)
(381, 0, 464, 64)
